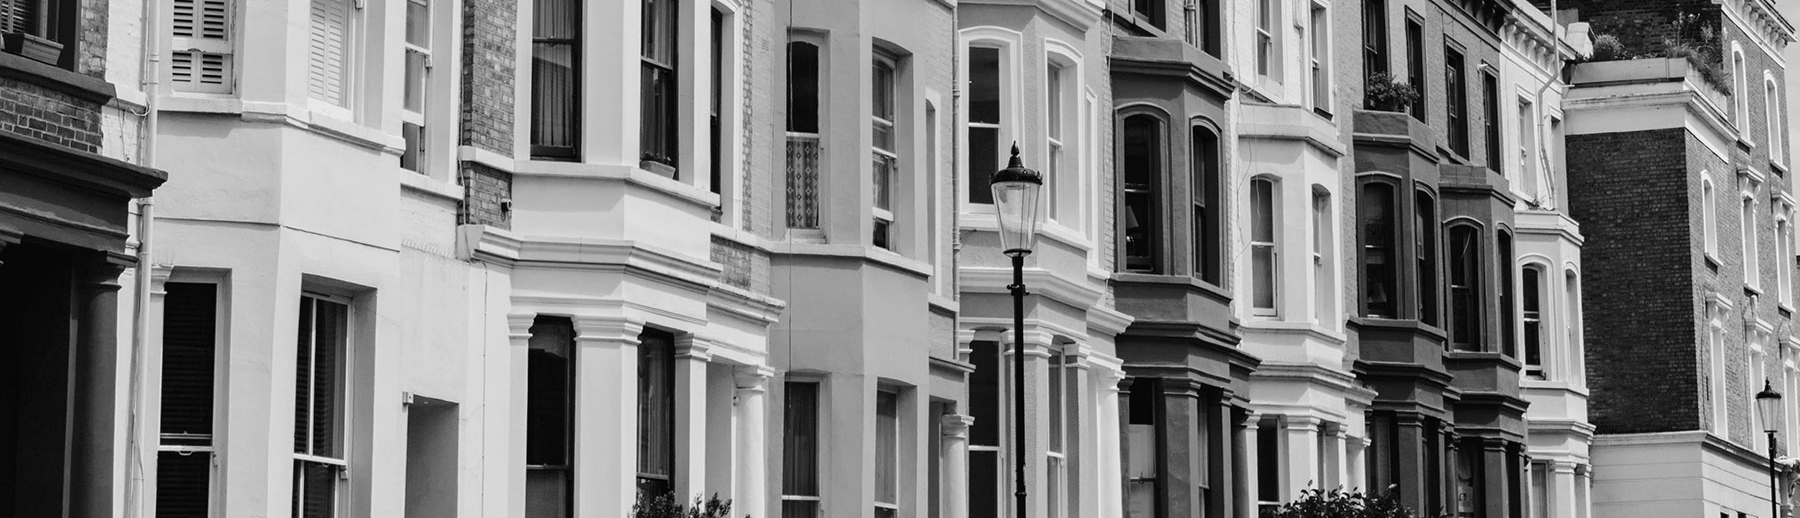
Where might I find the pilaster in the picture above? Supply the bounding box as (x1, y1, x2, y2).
(570, 315, 644, 518)
(734, 366, 773, 518)
(942, 414, 974, 518)
(673, 336, 713, 500)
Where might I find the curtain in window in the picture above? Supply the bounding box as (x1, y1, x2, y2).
(531, 0, 578, 156)
(636, 330, 676, 497)
(640, 0, 679, 168)
(782, 382, 819, 518)
(293, 296, 348, 518)
(1361, 184, 1396, 318)
(1123, 115, 1160, 273)
(874, 391, 899, 516)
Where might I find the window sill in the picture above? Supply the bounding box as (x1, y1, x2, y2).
(397, 170, 463, 203)
(1780, 302, 1795, 317)
(0, 50, 113, 104)
(1705, 253, 1721, 269)
(1746, 284, 1764, 298)
(1773, 161, 1789, 176)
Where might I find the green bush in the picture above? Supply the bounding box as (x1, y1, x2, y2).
(1589, 34, 1625, 62)
(1259, 486, 1441, 518)
(631, 492, 736, 518)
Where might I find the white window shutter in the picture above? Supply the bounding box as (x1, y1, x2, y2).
(169, 0, 233, 94)
(308, 0, 350, 107)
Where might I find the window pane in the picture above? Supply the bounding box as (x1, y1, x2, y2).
(1253, 245, 1276, 309)
(157, 451, 211, 516)
(782, 382, 820, 497)
(1048, 349, 1064, 453)
(531, 38, 578, 151)
(405, 0, 429, 48)
(1523, 267, 1543, 370)
(1257, 423, 1279, 503)
(1499, 233, 1516, 356)
(404, 49, 428, 113)
(1124, 116, 1160, 272)
(161, 283, 218, 441)
(1362, 184, 1397, 318)
(526, 469, 571, 518)
(293, 460, 337, 518)
(970, 341, 999, 447)
(311, 299, 346, 458)
(1450, 227, 1480, 349)
(526, 317, 573, 466)
(1047, 64, 1063, 140)
(969, 127, 998, 205)
(637, 330, 676, 481)
(875, 391, 899, 505)
(1416, 193, 1438, 326)
(969, 47, 1001, 124)
(786, 42, 820, 133)
(783, 501, 819, 518)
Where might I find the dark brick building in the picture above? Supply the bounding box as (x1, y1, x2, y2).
(1561, 1, 1799, 516)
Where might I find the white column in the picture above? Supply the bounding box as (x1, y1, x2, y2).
(1241, 413, 1261, 517)
(1072, 352, 1100, 518)
(942, 414, 974, 518)
(1284, 416, 1321, 499)
(1553, 460, 1578, 518)
(1098, 372, 1126, 518)
(571, 316, 643, 518)
(1327, 424, 1348, 490)
(735, 367, 772, 518)
(674, 337, 711, 500)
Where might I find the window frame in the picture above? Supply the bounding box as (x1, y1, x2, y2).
(871, 49, 900, 250)
(1250, 176, 1281, 316)
(1444, 41, 1468, 158)
(1522, 264, 1548, 379)
(1361, 0, 1388, 84)
(1415, 189, 1440, 326)
(1131, 0, 1165, 31)
(168, 0, 236, 94)
(1481, 68, 1500, 173)
(305, 0, 361, 120)
(530, 0, 581, 159)
(1447, 222, 1483, 350)
(1312, 186, 1334, 324)
(1744, 191, 1761, 290)
(1703, 173, 1719, 259)
(399, 0, 433, 174)
(639, 0, 681, 173)
(1308, 2, 1331, 114)
(1119, 111, 1168, 274)
(1498, 230, 1517, 357)
(873, 389, 901, 518)
(525, 316, 576, 518)
(1192, 121, 1223, 284)
(1404, 12, 1425, 120)
(960, 29, 1020, 211)
(1255, 0, 1276, 78)
(1766, 73, 1783, 166)
(292, 292, 353, 518)
(635, 328, 678, 497)
(157, 278, 226, 518)
(1359, 178, 1401, 319)
(781, 379, 824, 517)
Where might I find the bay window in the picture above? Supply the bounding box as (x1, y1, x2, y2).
(968, 46, 1002, 205)
(1416, 192, 1438, 326)
(531, 0, 579, 159)
(782, 381, 821, 518)
(1193, 126, 1222, 284)
(1132, 0, 1163, 30)
(874, 390, 900, 518)
(1122, 114, 1163, 273)
(636, 329, 676, 497)
(526, 317, 575, 518)
(872, 52, 898, 250)
(293, 294, 350, 518)
(1361, 183, 1397, 318)
(1251, 177, 1279, 316)
(1445, 43, 1467, 157)
(1523, 265, 1546, 378)
(1449, 225, 1480, 350)
(1499, 231, 1516, 357)
(640, 0, 679, 174)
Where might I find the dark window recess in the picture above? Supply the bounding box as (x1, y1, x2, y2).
(640, 0, 679, 175)
(1416, 192, 1438, 326)
(969, 341, 1001, 518)
(1405, 16, 1425, 119)
(1362, 0, 1388, 84)
(1132, 0, 1164, 30)
(157, 282, 218, 516)
(709, 8, 724, 196)
(1124, 379, 1160, 518)
(636, 329, 677, 498)
(1449, 226, 1481, 350)
(1499, 232, 1516, 357)
(531, 0, 580, 159)
(1122, 115, 1162, 273)
(786, 42, 820, 133)
(1256, 423, 1280, 506)
(526, 317, 575, 518)
(1193, 127, 1221, 284)
(1362, 183, 1398, 318)
(1445, 45, 1468, 157)
(1185, 0, 1221, 56)
(968, 47, 1001, 205)
(1483, 71, 1501, 173)
(781, 382, 820, 518)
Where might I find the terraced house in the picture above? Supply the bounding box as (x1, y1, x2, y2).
(21, 0, 1781, 517)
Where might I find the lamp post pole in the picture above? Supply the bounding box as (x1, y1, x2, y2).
(989, 143, 1043, 518)
(1759, 379, 1784, 518)
(1010, 250, 1028, 518)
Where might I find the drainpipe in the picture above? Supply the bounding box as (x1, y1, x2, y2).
(124, 0, 161, 515)
(1531, 0, 1561, 209)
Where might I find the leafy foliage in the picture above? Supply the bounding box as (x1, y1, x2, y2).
(1363, 73, 1420, 113)
(1589, 34, 1625, 62)
(1259, 486, 1442, 518)
(631, 492, 737, 518)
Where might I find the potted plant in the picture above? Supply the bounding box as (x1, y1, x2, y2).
(632, 491, 737, 518)
(1363, 73, 1420, 113)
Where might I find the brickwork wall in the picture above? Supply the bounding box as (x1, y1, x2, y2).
(78, 0, 108, 79)
(711, 235, 756, 290)
(1336, 0, 1365, 336)
(0, 78, 104, 152)
(460, 162, 512, 228)
(457, 0, 515, 229)
(1566, 128, 1701, 434)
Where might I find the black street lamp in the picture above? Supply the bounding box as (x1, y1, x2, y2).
(991, 142, 1042, 518)
(1759, 379, 1784, 518)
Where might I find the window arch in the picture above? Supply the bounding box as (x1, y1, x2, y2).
(1251, 176, 1280, 316)
(1415, 190, 1439, 326)
(1523, 263, 1548, 379)
(1448, 223, 1482, 351)
(1498, 230, 1516, 356)
(1702, 173, 1717, 257)
(1193, 121, 1223, 284)
(1121, 112, 1166, 273)
(1360, 180, 1399, 318)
